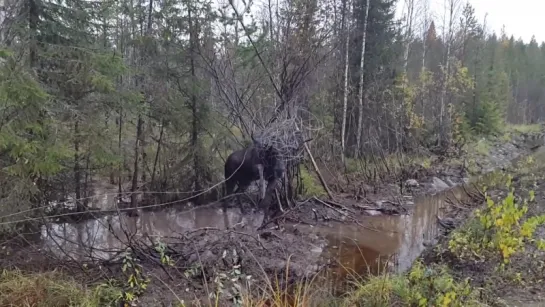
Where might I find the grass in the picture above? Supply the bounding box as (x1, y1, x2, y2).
(0, 270, 121, 307)
(344, 154, 432, 183)
(473, 138, 491, 156)
(0, 260, 487, 307)
(337, 261, 484, 307)
(506, 123, 543, 134)
(299, 166, 327, 197)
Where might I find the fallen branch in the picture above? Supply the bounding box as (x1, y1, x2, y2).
(312, 197, 350, 216)
(295, 122, 334, 200)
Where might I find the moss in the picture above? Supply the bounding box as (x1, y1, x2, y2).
(500, 132, 512, 142)
(300, 167, 327, 197)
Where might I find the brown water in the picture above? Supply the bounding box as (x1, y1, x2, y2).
(39, 182, 472, 280)
(304, 185, 473, 281)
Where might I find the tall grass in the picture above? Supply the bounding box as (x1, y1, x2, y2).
(0, 269, 121, 307)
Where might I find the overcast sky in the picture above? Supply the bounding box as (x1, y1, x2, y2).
(396, 0, 544, 44)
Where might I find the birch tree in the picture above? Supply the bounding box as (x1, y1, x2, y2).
(438, 0, 461, 146)
(340, 0, 351, 162)
(402, 0, 416, 74)
(420, 0, 430, 73)
(355, 0, 369, 158)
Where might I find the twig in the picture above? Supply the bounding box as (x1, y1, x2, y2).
(323, 199, 357, 214)
(312, 197, 350, 216)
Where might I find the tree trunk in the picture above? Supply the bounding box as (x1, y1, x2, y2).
(421, 0, 430, 73)
(355, 0, 369, 158)
(28, 0, 38, 68)
(403, 0, 415, 74)
(188, 4, 202, 203)
(74, 118, 84, 212)
(439, 0, 457, 147)
(140, 0, 154, 184)
(118, 108, 123, 197)
(151, 120, 164, 189)
(340, 0, 351, 162)
(130, 115, 143, 210)
(83, 151, 91, 207)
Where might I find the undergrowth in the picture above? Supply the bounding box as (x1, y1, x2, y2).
(299, 166, 327, 197)
(448, 160, 545, 266)
(0, 270, 121, 307)
(340, 261, 482, 307)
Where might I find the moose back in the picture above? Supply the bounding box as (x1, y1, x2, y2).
(223, 140, 285, 210)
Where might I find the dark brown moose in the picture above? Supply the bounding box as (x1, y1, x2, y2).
(223, 137, 285, 213)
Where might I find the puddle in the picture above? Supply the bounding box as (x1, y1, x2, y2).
(40, 205, 264, 261)
(39, 181, 474, 287)
(301, 184, 473, 284)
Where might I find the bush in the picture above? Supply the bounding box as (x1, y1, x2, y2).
(341, 261, 482, 307)
(448, 177, 545, 265)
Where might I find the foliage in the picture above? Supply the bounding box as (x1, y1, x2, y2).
(403, 261, 481, 307)
(507, 124, 544, 134)
(468, 99, 504, 136)
(473, 139, 490, 156)
(120, 252, 150, 303)
(341, 261, 482, 307)
(448, 177, 545, 265)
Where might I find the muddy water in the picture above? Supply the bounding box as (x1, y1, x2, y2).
(39, 183, 473, 284)
(303, 185, 473, 283)
(41, 205, 265, 261)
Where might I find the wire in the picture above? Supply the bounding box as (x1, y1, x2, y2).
(0, 148, 252, 226)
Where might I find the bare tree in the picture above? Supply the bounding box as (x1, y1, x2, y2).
(420, 0, 430, 73)
(340, 0, 351, 162)
(438, 0, 461, 146)
(402, 0, 416, 74)
(355, 0, 370, 158)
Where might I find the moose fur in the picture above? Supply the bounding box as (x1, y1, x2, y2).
(223, 138, 285, 212)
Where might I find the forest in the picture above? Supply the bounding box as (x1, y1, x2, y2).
(1, 0, 545, 305)
(0, 0, 544, 216)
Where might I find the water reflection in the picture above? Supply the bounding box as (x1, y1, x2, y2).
(41, 206, 264, 261)
(40, 184, 473, 282)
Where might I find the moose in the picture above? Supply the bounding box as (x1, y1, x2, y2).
(223, 137, 286, 213)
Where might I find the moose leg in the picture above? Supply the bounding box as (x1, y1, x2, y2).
(256, 164, 266, 201)
(222, 178, 236, 210)
(234, 180, 251, 214)
(264, 178, 280, 221)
